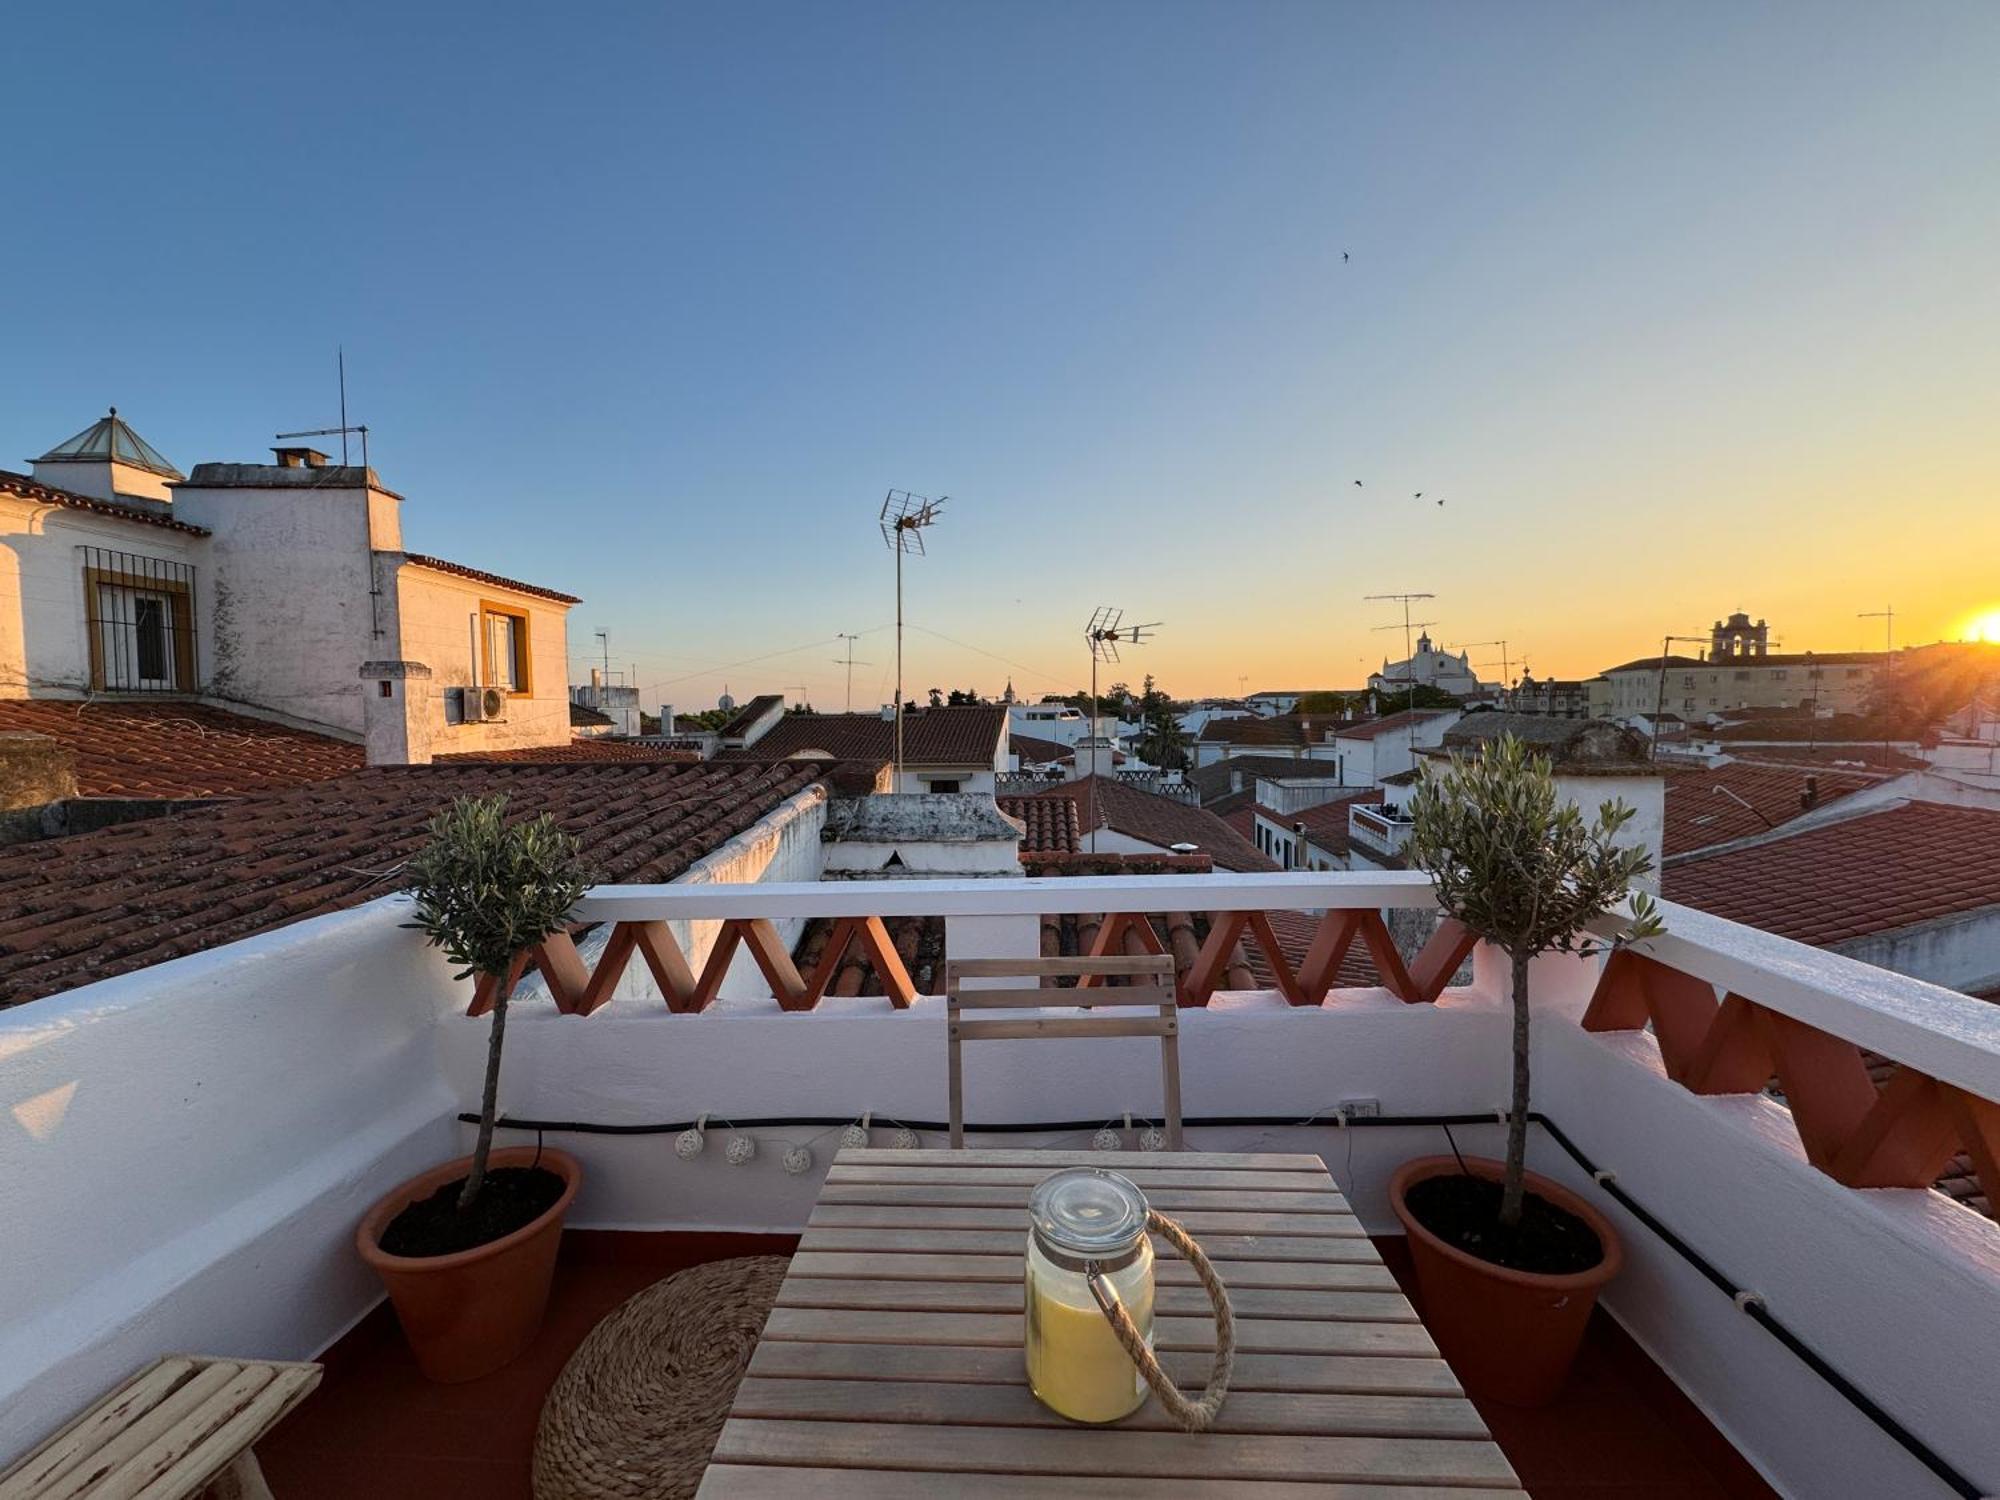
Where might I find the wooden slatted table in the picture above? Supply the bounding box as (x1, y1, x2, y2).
(697, 1148, 1523, 1498)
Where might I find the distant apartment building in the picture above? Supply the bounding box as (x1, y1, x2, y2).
(1510, 673, 1588, 717)
(1, 410, 578, 762)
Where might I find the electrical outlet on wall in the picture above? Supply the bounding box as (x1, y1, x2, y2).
(1339, 1097, 1382, 1118)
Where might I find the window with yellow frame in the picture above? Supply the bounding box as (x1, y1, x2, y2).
(480, 601, 533, 697)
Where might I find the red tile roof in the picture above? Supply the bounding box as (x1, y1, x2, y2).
(0, 700, 364, 797)
(0, 759, 825, 1009)
(1662, 763, 1879, 857)
(719, 694, 787, 740)
(718, 706, 1006, 769)
(438, 740, 700, 765)
(1197, 715, 1343, 749)
(0, 468, 211, 535)
(1724, 744, 1930, 774)
(997, 794, 1080, 854)
(1253, 791, 1383, 858)
(399, 552, 582, 605)
(1664, 801, 2000, 947)
(1245, 908, 1384, 990)
(1188, 755, 1350, 805)
(1009, 733, 1073, 767)
(1032, 776, 1277, 872)
(1332, 709, 1453, 741)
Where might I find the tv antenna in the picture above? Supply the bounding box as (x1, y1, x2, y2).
(1365, 592, 1436, 712)
(1858, 605, 1895, 653)
(832, 633, 873, 714)
(880, 490, 947, 789)
(1083, 607, 1162, 852)
(1463, 639, 1513, 699)
(276, 346, 369, 469)
(595, 629, 611, 686)
(1652, 633, 1712, 759)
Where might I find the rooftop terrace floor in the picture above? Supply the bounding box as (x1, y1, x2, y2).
(258, 1230, 1777, 1500)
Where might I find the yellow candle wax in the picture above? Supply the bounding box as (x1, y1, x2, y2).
(1024, 1262, 1153, 1424)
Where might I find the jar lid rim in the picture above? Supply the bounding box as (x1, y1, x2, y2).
(1028, 1167, 1149, 1256)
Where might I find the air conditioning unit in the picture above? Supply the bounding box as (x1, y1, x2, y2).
(458, 685, 508, 724)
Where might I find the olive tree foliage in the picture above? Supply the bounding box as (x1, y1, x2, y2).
(404, 795, 593, 1210)
(1407, 735, 1662, 1228)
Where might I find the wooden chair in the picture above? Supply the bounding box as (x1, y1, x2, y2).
(944, 954, 1182, 1150)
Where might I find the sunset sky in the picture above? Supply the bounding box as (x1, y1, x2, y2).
(4, 3, 1996, 708)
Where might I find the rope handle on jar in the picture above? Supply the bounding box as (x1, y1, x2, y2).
(1086, 1208, 1235, 1432)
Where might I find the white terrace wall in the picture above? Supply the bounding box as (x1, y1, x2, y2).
(0, 900, 461, 1459)
(1516, 937, 2000, 1500)
(438, 983, 1515, 1234)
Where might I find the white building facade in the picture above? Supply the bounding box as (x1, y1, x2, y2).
(1, 412, 577, 758)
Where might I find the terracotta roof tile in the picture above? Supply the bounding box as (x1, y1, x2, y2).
(1032, 776, 1277, 872)
(0, 700, 363, 797)
(1661, 762, 1879, 857)
(1196, 715, 1347, 749)
(718, 706, 1006, 769)
(399, 552, 582, 605)
(438, 740, 700, 765)
(0, 759, 824, 1009)
(0, 468, 210, 535)
(1253, 791, 1383, 858)
(998, 794, 1080, 854)
(719, 694, 786, 740)
(1187, 755, 1349, 806)
(1332, 709, 1454, 742)
(1009, 733, 1073, 767)
(1664, 802, 2000, 946)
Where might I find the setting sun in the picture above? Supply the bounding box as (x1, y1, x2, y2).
(1962, 610, 2000, 643)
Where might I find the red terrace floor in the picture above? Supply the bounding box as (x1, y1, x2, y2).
(259, 1231, 1775, 1500)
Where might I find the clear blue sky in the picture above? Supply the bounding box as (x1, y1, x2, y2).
(6, 3, 1997, 705)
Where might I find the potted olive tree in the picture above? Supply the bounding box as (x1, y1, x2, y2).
(357, 794, 592, 1382)
(1389, 735, 1661, 1405)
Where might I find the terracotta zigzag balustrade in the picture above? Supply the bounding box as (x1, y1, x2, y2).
(467, 908, 1477, 1016)
(1582, 949, 2000, 1204)
(466, 916, 916, 1016)
(1080, 910, 1477, 1008)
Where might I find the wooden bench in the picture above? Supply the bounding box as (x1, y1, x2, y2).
(0, 1356, 321, 1500)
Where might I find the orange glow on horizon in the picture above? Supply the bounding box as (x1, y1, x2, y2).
(1963, 610, 2000, 645)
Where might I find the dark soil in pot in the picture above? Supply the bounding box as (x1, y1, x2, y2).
(378, 1166, 567, 1258)
(1403, 1172, 1603, 1275)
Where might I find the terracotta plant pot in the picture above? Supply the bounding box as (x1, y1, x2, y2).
(1389, 1154, 1622, 1406)
(357, 1145, 581, 1383)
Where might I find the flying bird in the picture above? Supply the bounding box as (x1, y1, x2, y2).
(1414, 492, 1422, 499)
(1353, 479, 1363, 487)
(1436, 497, 1446, 507)
(1342, 251, 1349, 264)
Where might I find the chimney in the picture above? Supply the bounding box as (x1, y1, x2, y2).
(660, 703, 674, 736)
(881, 703, 895, 721)
(271, 446, 332, 469)
(358, 661, 434, 766)
(1801, 775, 1819, 811)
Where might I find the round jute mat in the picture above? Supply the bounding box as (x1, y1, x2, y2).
(532, 1255, 790, 1500)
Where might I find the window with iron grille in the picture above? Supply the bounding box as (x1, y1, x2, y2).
(82, 547, 197, 693)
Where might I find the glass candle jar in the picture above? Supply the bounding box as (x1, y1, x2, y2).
(1024, 1167, 1155, 1423)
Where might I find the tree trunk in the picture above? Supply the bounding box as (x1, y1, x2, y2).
(1498, 949, 1531, 1229)
(458, 977, 510, 1213)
